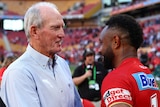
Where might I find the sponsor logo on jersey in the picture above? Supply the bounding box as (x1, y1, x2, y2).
(103, 88, 132, 106)
(132, 72, 159, 90)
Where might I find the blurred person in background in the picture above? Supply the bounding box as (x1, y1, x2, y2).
(99, 14, 160, 107)
(0, 2, 82, 107)
(72, 48, 108, 107)
(139, 52, 149, 67)
(0, 54, 17, 107)
(0, 54, 18, 85)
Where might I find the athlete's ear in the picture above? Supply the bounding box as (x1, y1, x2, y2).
(112, 35, 120, 49)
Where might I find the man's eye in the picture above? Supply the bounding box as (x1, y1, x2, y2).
(50, 25, 58, 30)
(54, 26, 60, 30)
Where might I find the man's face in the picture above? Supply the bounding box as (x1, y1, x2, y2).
(99, 27, 114, 69)
(85, 55, 95, 65)
(38, 8, 65, 57)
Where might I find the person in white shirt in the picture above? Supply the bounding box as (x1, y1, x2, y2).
(0, 2, 82, 107)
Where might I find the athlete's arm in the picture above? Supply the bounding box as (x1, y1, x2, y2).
(111, 103, 131, 107)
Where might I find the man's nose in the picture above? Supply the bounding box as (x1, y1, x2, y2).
(58, 27, 65, 38)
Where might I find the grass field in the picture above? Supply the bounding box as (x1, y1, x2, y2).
(157, 81, 160, 88)
(70, 64, 77, 74)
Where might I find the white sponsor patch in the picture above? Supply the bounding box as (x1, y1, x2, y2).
(103, 88, 132, 106)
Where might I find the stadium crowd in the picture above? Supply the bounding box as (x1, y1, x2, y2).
(0, 10, 159, 77)
(58, 16, 160, 72)
(0, 1, 159, 107)
(0, 17, 160, 70)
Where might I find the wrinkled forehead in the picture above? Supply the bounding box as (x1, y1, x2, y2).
(40, 7, 64, 25)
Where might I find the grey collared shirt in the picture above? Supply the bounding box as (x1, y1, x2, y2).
(0, 45, 82, 107)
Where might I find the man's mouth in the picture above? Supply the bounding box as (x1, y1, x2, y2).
(55, 40, 63, 46)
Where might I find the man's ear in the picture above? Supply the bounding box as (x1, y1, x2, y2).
(113, 35, 121, 49)
(30, 25, 39, 39)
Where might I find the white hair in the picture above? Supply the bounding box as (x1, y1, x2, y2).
(24, 2, 58, 40)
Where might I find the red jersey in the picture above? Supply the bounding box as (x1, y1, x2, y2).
(0, 67, 6, 81)
(101, 58, 160, 107)
(82, 99, 95, 107)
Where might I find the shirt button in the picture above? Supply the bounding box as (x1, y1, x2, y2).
(68, 84, 71, 87)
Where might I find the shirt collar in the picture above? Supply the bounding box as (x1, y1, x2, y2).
(26, 44, 50, 69)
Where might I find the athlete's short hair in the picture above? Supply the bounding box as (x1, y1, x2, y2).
(106, 14, 143, 50)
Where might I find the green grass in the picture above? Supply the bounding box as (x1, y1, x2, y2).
(157, 81, 160, 88)
(69, 64, 77, 74)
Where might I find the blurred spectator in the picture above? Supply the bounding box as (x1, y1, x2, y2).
(153, 64, 160, 81)
(0, 54, 18, 107)
(140, 52, 149, 66)
(72, 48, 108, 107)
(0, 55, 18, 85)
